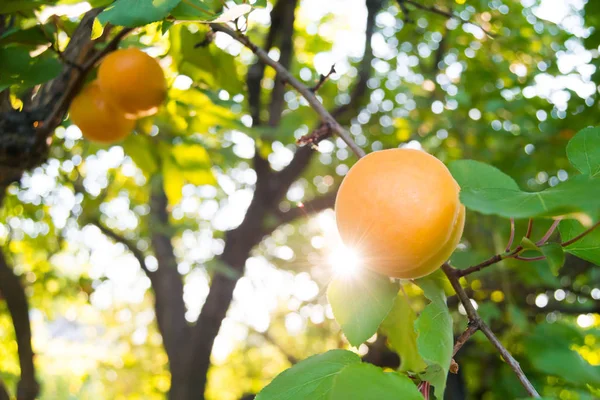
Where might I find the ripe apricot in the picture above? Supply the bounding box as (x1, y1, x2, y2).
(335, 148, 465, 279)
(97, 48, 167, 117)
(69, 82, 134, 144)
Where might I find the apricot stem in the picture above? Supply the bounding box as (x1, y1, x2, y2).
(505, 218, 515, 252)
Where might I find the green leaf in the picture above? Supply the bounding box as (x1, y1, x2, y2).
(520, 237, 540, 251)
(540, 243, 565, 275)
(171, 143, 216, 186)
(380, 291, 427, 373)
(414, 272, 453, 400)
(161, 153, 185, 206)
(458, 174, 600, 219)
(449, 160, 520, 191)
(0, 47, 61, 91)
(330, 364, 423, 400)
(327, 269, 398, 347)
(525, 323, 600, 389)
(566, 127, 600, 177)
(0, 0, 52, 13)
(560, 219, 600, 266)
(169, 24, 241, 94)
(0, 24, 56, 46)
(450, 160, 600, 219)
(255, 349, 360, 400)
(99, 0, 182, 28)
(170, 0, 218, 20)
(122, 134, 158, 177)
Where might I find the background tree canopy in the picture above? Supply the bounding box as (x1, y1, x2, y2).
(1, 0, 600, 399)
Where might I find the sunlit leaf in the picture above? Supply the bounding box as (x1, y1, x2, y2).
(99, 0, 182, 28)
(327, 269, 397, 347)
(330, 363, 423, 400)
(255, 349, 360, 400)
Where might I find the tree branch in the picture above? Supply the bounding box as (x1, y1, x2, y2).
(0, 251, 39, 400)
(0, 378, 8, 400)
(267, 0, 298, 127)
(211, 23, 365, 158)
(89, 218, 151, 275)
(442, 263, 540, 397)
(399, 0, 496, 38)
(148, 183, 189, 383)
(452, 322, 478, 357)
(273, 190, 337, 226)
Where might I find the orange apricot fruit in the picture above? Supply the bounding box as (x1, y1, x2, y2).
(69, 81, 135, 144)
(335, 148, 465, 279)
(97, 48, 167, 117)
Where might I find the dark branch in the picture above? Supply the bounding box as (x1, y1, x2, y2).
(443, 264, 540, 397)
(267, 0, 298, 127)
(89, 218, 150, 275)
(0, 251, 39, 400)
(273, 190, 337, 226)
(399, 0, 496, 38)
(310, 65, 336, 93)
(211, 23, 365, 158)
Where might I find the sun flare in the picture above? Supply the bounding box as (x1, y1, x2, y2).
(328, 245, 362, 277)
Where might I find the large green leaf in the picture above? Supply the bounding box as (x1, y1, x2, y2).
(99, 0, 182, 27)
(329, 364, 423, 400)
(450, 160, 600, 218)
(327, 270, 398, 347)
(525, 323, 600, 388)
(255, 349, 360, 400)
(449, 159, 520, 191)
(540, 243, 565, 276)
(414, 272, 453, 400)
(256, 350, 422, 400)
(380, 291, 427, 373)
(0, 47, 61, 91)
(566, 127, 600, 177)
(560, 220, 600, 266)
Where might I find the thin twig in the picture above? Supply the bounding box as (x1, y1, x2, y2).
(536, 218, 562, 246)
(514, 255, 546, 262)
(562, 220, 600, 247)
(210, 23, 366, 158)
(453, 322, 479, 356)
(310, 65, 336, 93)
(525, 218, 534, 239)
(505, 218, 515, 252)
(455, 253, 504, 278)
(478, 323, 540, 397)
(400, 0, 496, 38)
(442, 264, 540, 397)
